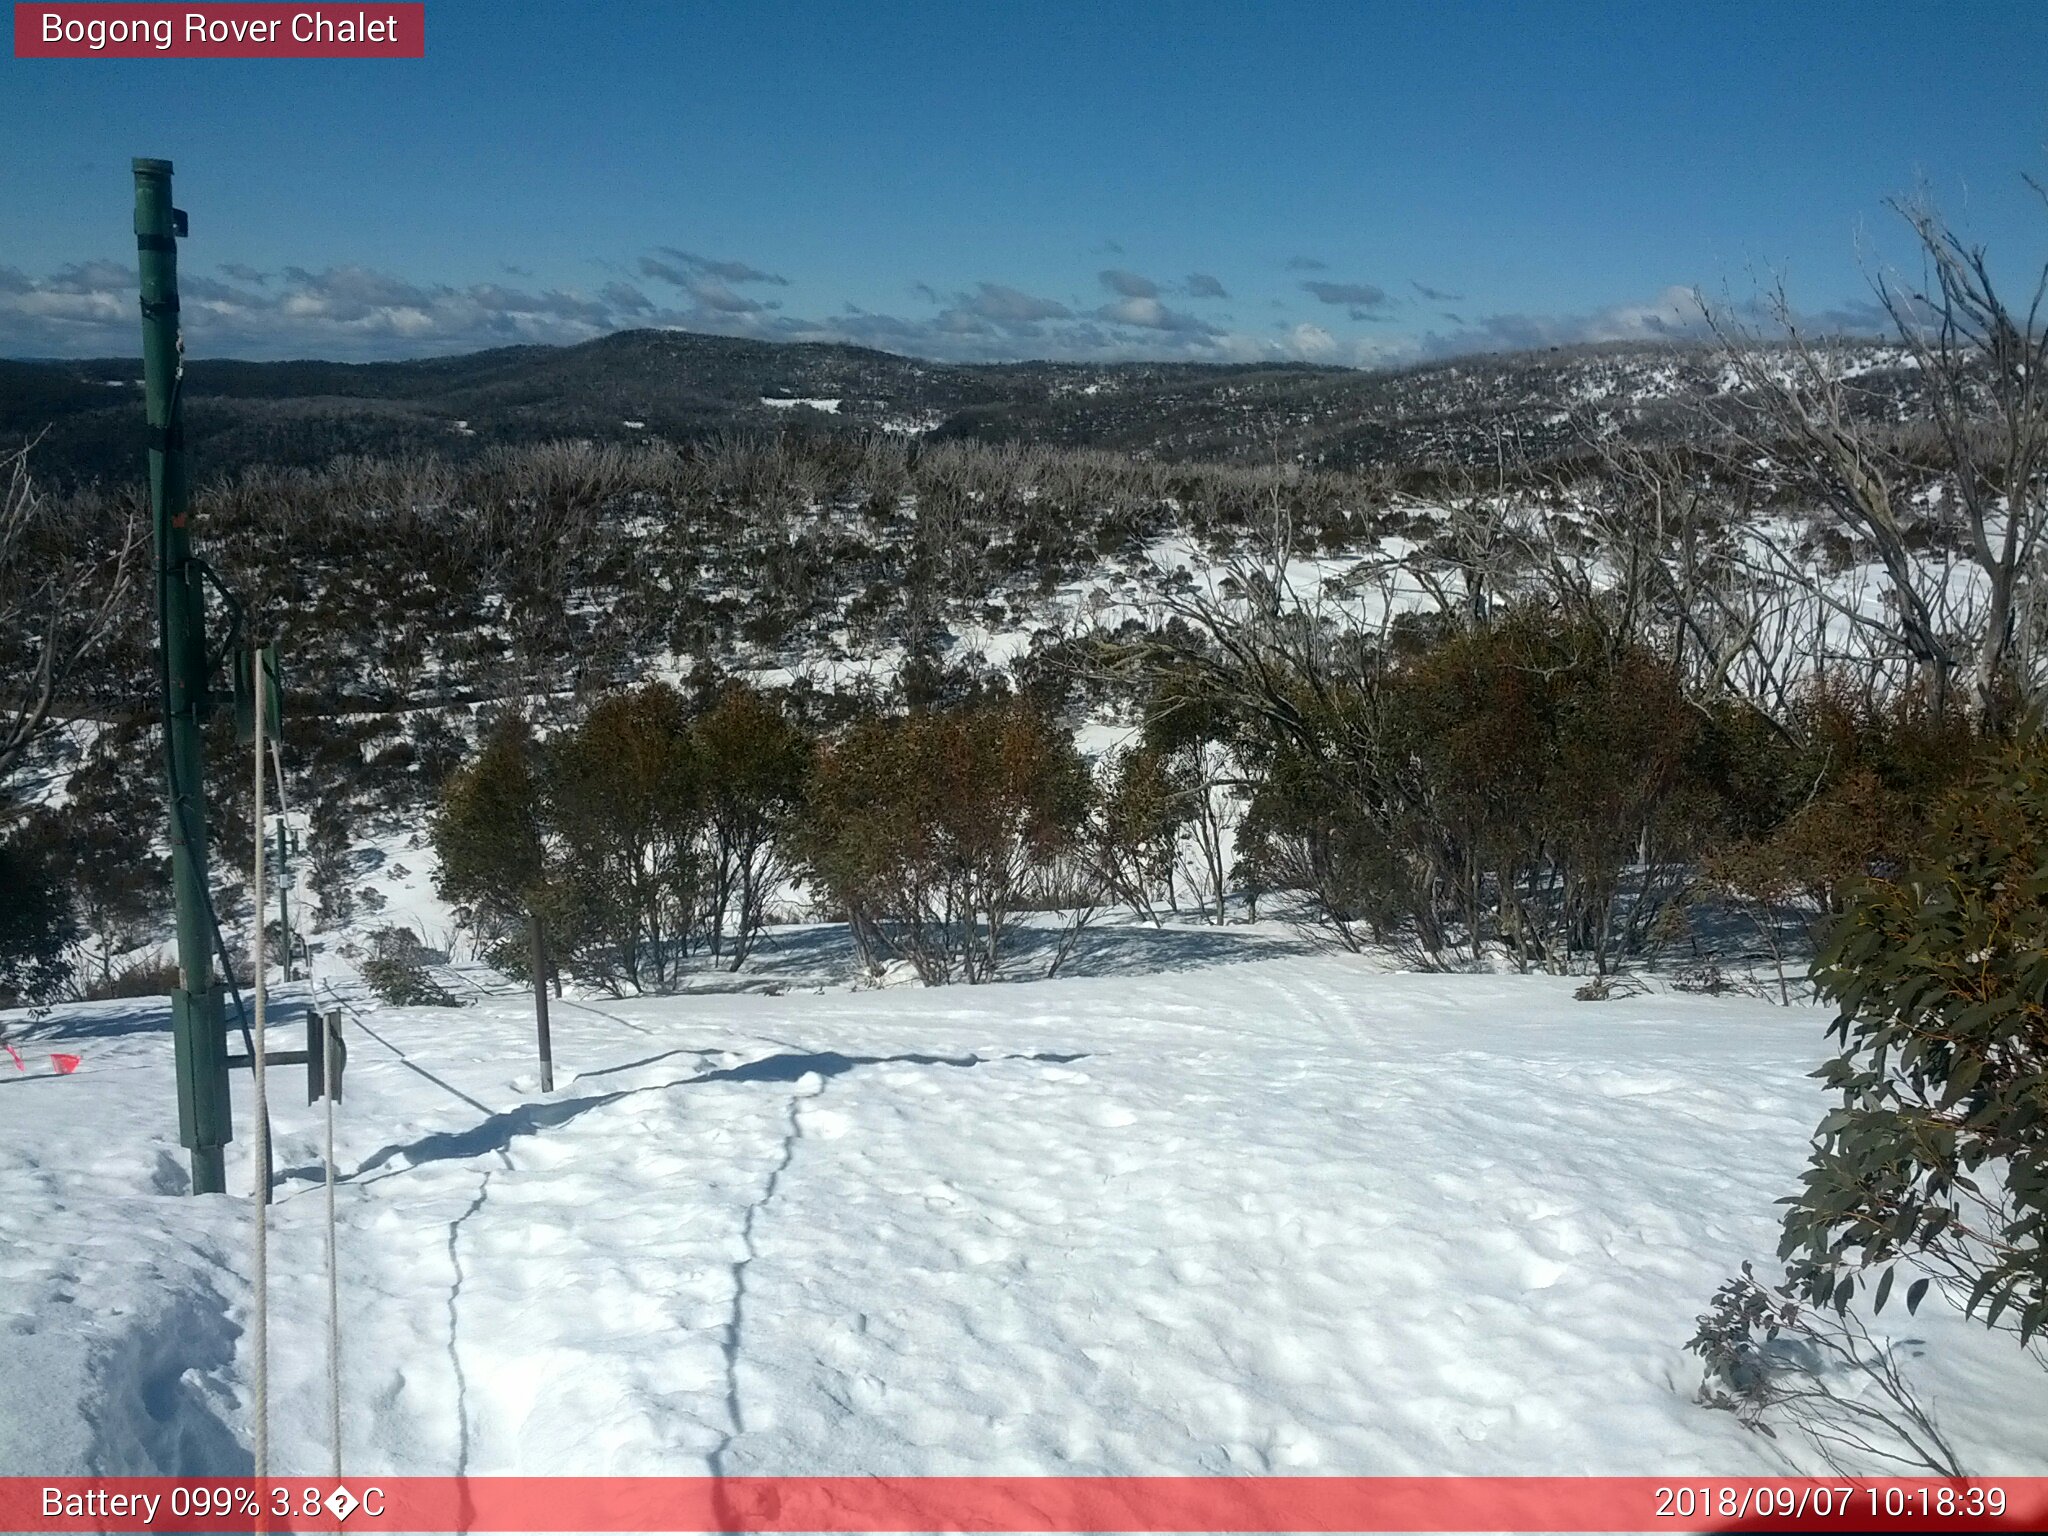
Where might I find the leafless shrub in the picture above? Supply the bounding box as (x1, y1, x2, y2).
(0, 441, 141, 796)
(1692, 1262, 1967, 1478)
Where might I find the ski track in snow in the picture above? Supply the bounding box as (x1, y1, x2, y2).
(4, 953, 2045, 1478)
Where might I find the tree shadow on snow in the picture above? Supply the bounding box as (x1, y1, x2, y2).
(1022, 918, 1311, 978)
(338, 1048, 1089, 1185)
(1, 997, 175, 1045)
(641, 912, 1310, 992)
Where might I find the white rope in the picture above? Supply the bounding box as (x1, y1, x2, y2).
(268, 735, 343, 1479)
(249, 666, 271, 1481)
(322, 992, 342, 1478)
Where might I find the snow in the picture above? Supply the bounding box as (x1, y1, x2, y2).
(10, 442, 2044, 1483)
(761, 398, 842, 414)
(344, 830, 459, 954)
(4, 944, 2044, 1478)
(876, 412, 944, 436)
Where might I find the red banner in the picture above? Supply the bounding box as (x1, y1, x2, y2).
(3, 1477, 2046, 1533)
(13, 5, 423, 58)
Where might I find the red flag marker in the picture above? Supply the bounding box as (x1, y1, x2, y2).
(50, 1053, 80, 1075)
(2, 1042, 22, 1072)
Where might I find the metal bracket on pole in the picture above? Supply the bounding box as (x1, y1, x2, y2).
(312, 1009, 346, 1104)
(172, 983, 231, 1160)
(227, 1008, 345, 1105)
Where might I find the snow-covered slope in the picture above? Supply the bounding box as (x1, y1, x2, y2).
(3, 945, 2042, 1478)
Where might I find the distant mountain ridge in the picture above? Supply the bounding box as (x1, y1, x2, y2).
(2, 326, 1909, 485)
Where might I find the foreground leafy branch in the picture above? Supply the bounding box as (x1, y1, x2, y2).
(1777, 738, 2048, 1348)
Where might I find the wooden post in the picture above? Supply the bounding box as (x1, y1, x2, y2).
(529, 910, 554, 1093)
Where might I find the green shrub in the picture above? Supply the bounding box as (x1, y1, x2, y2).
(1698, 685, 1990, 926)
(360, 925, 461, 1008)
(543, 683, 705, 993)
(1224, 609, 1714, 970)
(802, 701, 1092, 982)
(431, 683, 811, 994)
(431, 711, 546, 934)
(1090, 745, 1184, 921)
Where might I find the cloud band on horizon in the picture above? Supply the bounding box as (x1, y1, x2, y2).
(0, 255, 1884, 368)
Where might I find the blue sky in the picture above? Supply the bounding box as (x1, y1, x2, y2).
(4, 0, 2046, 364)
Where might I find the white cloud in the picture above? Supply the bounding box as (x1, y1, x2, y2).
(1286, 322, 1337, 358)
(0, 247, 1874, 370)
(1095, 296, 1216, 334)
(1412, 284, 1715, 358)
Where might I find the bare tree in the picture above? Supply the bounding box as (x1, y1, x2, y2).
(1173, 738, 1241, 925)
(1703, 185, 2048, 725)
(0, 443, 141, 797)
(1571, 436, 1813, 732)
(1101, 534, 1396, 953)
(1876, 188, 2048, 724)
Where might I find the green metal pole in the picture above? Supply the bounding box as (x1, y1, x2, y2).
(136, 158, 231, 1195)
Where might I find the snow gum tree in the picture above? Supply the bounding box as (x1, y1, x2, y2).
(432, 683, 813, 993)
(0, 445, 137, 1003)
(693, 683, 809, 969)
(801, 702, 1092, 983)
(0, 444, 139, 788)
(430, 710, 547, 970)
(1142, 676, 1244, 925)
(1088, 745, 1184, 924)
(543, 683, 705, 994)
